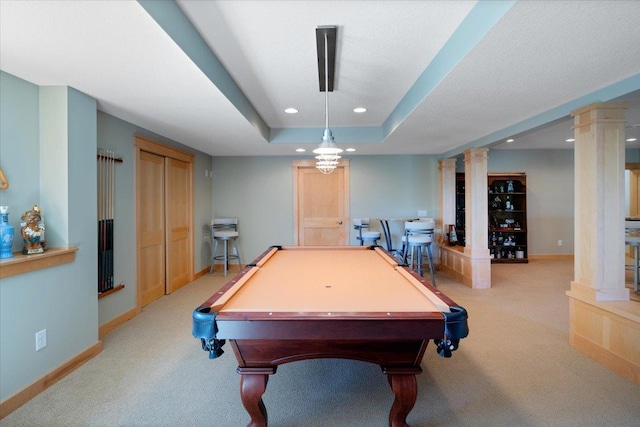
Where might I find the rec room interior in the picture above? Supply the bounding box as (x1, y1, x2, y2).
(1, 1, 639, 426)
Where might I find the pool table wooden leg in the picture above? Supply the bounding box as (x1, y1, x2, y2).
(386, 371, 419, 427)
(238, 367, 275, 427)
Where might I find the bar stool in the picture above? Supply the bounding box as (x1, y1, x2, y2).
(210, 218, 242, 277)
(402, 220, 436, 286)
(353, 218, 381, 246)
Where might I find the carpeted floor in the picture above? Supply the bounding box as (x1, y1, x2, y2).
(1, 259, 639, 427)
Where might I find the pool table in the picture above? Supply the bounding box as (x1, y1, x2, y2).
(193, 245, 468, 427)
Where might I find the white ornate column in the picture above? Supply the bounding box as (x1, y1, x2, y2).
(438, 158, 468, 283)
(440, 150, 492, 288)
(463, 148, 491, 288)
(464, 149, 489, 258)
(438, 158, 457, 243)
(570, 102, 629, 301)
(566, 102, 639, 386)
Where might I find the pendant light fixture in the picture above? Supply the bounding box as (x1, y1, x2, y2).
(314, 26, 342, 174)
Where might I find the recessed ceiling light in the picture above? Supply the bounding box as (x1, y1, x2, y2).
(346, 148, 356, 152)
(285, 108, 299, 114)
(566, 138, 575, 142)
(506, 139, 514, 143)
(353, 107, 367, 113)
(627, 138, 637, 142)
(296, 148, 306, 152)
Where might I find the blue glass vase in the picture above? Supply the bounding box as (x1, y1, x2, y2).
(0, 208, 15, 259)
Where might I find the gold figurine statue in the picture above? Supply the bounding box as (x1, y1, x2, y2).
(21, 205, 45, 254)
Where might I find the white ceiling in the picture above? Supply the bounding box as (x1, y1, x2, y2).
(1, 0, 639, 158)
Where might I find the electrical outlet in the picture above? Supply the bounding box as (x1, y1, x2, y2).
(558, 240, 563, 246)
(35, 329, 47, 351)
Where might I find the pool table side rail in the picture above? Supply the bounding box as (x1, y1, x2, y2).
(198, 245, 279, 311)
(372, 245, 455, 312)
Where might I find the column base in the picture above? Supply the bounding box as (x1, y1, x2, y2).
(567, 283, 640, 385)
(569, 280, 630, 302)
(439, 245, 491, 289)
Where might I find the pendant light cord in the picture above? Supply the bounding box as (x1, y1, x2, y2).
(324, 32, 329, 130)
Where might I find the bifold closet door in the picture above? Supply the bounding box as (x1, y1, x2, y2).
(135, 136, 194, 308)
(165, 157, 191, 293)
(138, 151, 166, 306)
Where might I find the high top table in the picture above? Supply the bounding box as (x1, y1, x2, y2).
(375, 217, 419, 256)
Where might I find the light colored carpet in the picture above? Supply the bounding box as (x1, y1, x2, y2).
(1, 259, 639, 427)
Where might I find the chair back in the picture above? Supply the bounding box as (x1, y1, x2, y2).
(626, 220, 640, 242)
(353, 218, 371, 230)
(212, 218, 238, 237)
(404, 220, 435, 244)
(626, 220, 640, 231)
(213, 218, 238, 229)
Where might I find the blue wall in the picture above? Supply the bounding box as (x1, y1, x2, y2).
(0, 72, 40, 231)
(0, 71, 99, 401)
(0, 71, 214, 403)
(95, 112, 213, 327)
(211, 155, 440, 264)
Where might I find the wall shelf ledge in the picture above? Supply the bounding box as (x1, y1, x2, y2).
(0, 247, 78, 279)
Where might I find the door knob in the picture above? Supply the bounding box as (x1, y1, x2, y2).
(338, 220, 343, 225)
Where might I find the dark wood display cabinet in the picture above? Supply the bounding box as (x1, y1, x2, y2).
(455, 173, 465, 246)
(488, 173, 528, 263)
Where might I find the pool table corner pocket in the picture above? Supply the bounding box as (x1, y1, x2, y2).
(193, 306, 226, 359)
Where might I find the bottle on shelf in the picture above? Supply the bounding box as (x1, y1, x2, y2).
(0, 206, 15, 259)
(448, 224, 458, 246)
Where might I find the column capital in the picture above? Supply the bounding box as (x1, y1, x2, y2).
(571, 101, 629, 117)
(571, 102, 629, 131)
(463, 147, 489, 161)
(438, 158, 456, 171)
